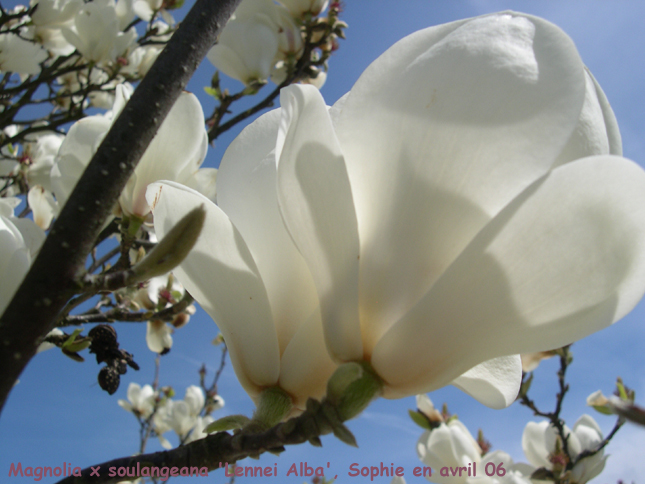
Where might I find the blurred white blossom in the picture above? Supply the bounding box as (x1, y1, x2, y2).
(417, 419, 481, 484)
(0, 197, 45, 316)
(522, 415, 606, 483)
(207, 0, 302, 84)
(117, 382, 157, 419)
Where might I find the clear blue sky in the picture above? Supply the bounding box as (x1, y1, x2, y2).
(1, 1, 644, 483)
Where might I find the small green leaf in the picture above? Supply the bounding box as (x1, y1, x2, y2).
(408, 410, 431, 430)
(203, 87, 220, 100)
(65, 339, 91, 353)
(62, 329, 83, 349)
(204, 415, 251, 433)
(331, 422, 357, 447)
(617, 378, 628, 401)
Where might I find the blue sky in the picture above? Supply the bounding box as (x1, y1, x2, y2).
(2, 1, 645, 483)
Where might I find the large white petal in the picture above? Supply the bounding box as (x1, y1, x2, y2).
(0, 216, 30, 315)
(147, 181, 280, 397)
(373, 155, 645, 398)
(218, 109, 319, 355)
(521, 421, 551, 469)
(333, 12, 587, 353)
(275, 85, 362, 362)
(123, 92, 206, 218)
(553, 69, 622, 167)
(51, 115, 112, 207)
(278, 308, 337, 411)
(451, 355, 521, 409)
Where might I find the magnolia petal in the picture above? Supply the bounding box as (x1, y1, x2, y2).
(147, 181, 280, 396)
(334, 13, 586, 352)
(51, 115, 112, 207)
(276, 85, 362, 362)
(218, 109, 319, 354)
(27, 185, 57, 230)
(11, 217, 46, 256)
(183, 167, 218, 202)
(278, 308, 337, 411)
(373, 155, 645, 398)
(572, 414, 603, 449)
(146, 320, 172, 353)
(124, 92, 206, 217)
(0, 216, 31, 315)
(553, 69, 622, 167)
(521, 421, 552, 469)
(184, 385, 205, 416)
(451, 355, 521, 409)
(207, 19, 279, 83)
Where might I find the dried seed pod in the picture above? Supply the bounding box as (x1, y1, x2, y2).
(98, 366, 120, 395)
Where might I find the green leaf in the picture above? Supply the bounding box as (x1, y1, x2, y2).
(204, 415, 251, 433)
(64, 339, 91, 353)
(62, 329, 83, 349)
(408, 410, 431, 430)
(331, 422, 357, 447)
(203, 86, 220, 100)
(617, 378, 628, 401)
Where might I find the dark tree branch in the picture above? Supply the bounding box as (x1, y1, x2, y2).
(0, 0, 241, 416)
(55, 396, 356, 484)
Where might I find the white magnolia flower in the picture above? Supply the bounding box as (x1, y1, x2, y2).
(156, 386, 205, 440)
(51, 85, 215, 220)
(62, 0, 136, 64)
(522, 415, 606, 483)
(0, 198, 45, 316)
(135, 273, 188, 353)
(183, 415, 214, 444)
(30, 0, 83, 27)
(277, 0, 328, 17)
(133, 0, 174, 24)
(465, 451, 534, 484)
(417, 419, 481, 484)
(184, 385, 205, 416)
(149, 12, 645, 412)
(30, 0, 82, 54)
(207, 0, 302, 84)
(0, 131, 63, 191)
(0, 32, 48, 75)
(117, 382, 156, 418)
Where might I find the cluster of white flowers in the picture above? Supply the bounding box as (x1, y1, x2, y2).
(118, 383, 225, 448)
(0, 0, 176, 80)
(414, 396, 605, 484)
(207, 0, 340, 86)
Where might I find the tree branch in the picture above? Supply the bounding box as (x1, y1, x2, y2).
(0, 0, 241, 416)
(55, 396, 356, 484)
